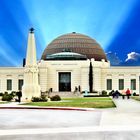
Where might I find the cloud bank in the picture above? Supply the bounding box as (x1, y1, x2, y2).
(107, 51, 140, 66)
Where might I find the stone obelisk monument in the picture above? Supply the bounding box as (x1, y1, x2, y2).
(22, 28, 40, 101)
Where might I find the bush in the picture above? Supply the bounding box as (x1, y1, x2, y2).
(4, 92, 8, 95)
(31, 95, 48, 102)
(102, 90, 107, 96)
(40, 94, 48, 102)
(0, 93, 3, 96)
(31, 97, 41, 102)
(2, 94, 13, 101)
(133, 92, 139, 96)
(108, 90, 115, 96)
(50, 95, 61, 101)
(108, 92, 112, 96)
(10, 91, 16, 97)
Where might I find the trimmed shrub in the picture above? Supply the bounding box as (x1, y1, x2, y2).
(4, 92, 8, 95)
(0, 93, 3, 96)
(133, 92, 139, 96)
(31, 97, 41, 102)
(31, 96, 48, 102)
(50, 95, 61, 101)
(108, 92, 112, 96)
(2, 94, 13, 101)
(101, 90, 107, 96)
(108, 90, 115, 96)
(40, 95, 48, 102)
(10, 91, 16, 97)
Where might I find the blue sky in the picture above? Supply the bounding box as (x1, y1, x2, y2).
(0, 0, 140, 66)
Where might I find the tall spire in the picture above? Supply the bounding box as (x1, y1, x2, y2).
(26, 28, 37, 66)
(22, 28, 40, 101)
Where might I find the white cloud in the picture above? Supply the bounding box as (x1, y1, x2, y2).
(125, 52, 140, 62)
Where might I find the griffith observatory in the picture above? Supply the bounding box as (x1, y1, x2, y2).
(0, 28, 139, 100)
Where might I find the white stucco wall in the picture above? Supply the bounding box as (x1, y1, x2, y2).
(0, 60, 140, 95)
(38, 59, 140, 94)
(38, 59, 110, 92)
(0, 67, 24, 93)
(102, 66, 140, 94)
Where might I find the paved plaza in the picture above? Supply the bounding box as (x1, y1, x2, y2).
(0, 97, 140, 139)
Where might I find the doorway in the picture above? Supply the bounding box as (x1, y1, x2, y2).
(59, 72, 71, 91)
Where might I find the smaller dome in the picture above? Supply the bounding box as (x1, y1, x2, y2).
(46, 52, 87, 60)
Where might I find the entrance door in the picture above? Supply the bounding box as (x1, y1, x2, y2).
(59, 72, 71, 91)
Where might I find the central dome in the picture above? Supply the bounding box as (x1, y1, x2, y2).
(41, 32, 107, 61)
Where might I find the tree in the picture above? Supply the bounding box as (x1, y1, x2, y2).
(89, 61, 93, 92)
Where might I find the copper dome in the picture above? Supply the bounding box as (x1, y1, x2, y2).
(41, 32, 107, 61)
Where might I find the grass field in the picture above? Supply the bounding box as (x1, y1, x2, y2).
(131, 96, 140, 101)
(0, 101, 8, 104)
(23, 97, 116, 108)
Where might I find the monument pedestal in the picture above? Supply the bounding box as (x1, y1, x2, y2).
(22, 85, 40, 101)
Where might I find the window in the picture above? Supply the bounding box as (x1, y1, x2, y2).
(18, 79, 23, 90)
(119, 79, 124, 90)
(107, 79, 112, 90)
(131, 79, 136, 90)
(7, 79, 12, 90)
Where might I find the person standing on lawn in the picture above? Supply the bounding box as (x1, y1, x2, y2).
(126, 88, 131, 99)
(17, 90, 22, 103)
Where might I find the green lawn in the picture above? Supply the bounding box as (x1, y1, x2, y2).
(23, 97, 116, 108)
(131, 96, 140, 101)
(0, 101, 8, 104)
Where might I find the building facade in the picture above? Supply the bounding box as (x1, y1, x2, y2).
(0, 29, 139, 100)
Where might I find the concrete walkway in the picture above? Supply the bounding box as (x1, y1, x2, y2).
(0, 97, 140, 139)
(112, 97, 140, 112)
(1, 97, 140, 125)
(1, 97, 140, 118)
(100, 97, 140, 126)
